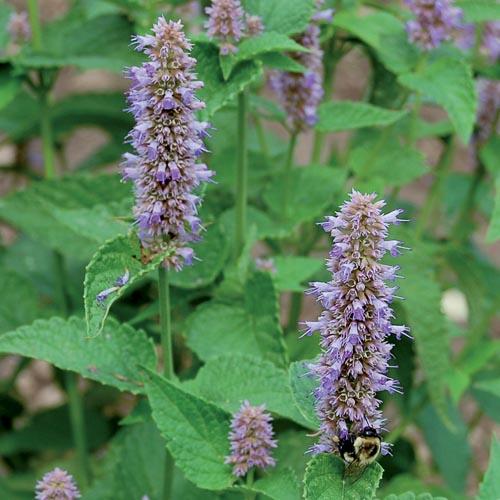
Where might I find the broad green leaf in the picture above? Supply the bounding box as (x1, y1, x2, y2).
(398, 58, 476, 143)
(0, 68, 21, 111)
(474, 378, 500, 398)
(472, 370, 500, 423)
(316, 101, 407, 133)
(17, 14, 141, 71)
(222, 32, 307, 78)
(259, 52, 307, 73)
(304, 454, 383, 500)
(0, 317, 156, 394)
(418, 401, 471, 493)
(169, 223, 229, 289)
(244, 0, 315, 35)
(397, 238, 452, 422)
(274, 430, 313, 481)
(486, 176, 500, 242)
(145, 370, 234, 491)
(377, 474, 454, 498)
(333, 11, 418, 74)
(0, 404, 110, 455)
(272, 256, 323, 292)
(0, 174, 131, 259)
(194, 41, 262, 117)
(263, 166, 346, 224)
(185, 354, 312, 428)
(289, 360, 320, 428)
(240, 467, 301, 500)
(457, 0, 500, 22)
(186, 272, 288, 367)
(480, 135, 500, 176)
(382, 494, 447, 500)
(85, 232, 175, 337)
(478, 437, 500, 500)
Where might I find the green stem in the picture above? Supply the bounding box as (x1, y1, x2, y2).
(27, 0, 42, 50)
(283, 133, 298, 219)
(65, 372, 91, 488)
(253, 114, 270, 161)
(40, 91, 56, 179)
(244, 469, 256, 500)
(408, 92, 422, 147)
(235, 91, 248, 258)
(415, 136, 455, 239)
(158, 266, 174, 500)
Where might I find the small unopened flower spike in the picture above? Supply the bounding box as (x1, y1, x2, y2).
(35, 468, 81, 500)
(245, 14, 264, 37)
(225, 400, 277, 477)
(205, 0, 245, 55)
(8, 11, 31, 43)
(405, 0, 463, 50)
(122, 18, 214, 270)
(305, 191, 409, 456)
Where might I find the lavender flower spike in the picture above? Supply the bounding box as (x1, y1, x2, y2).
(205, 0, 245, 55)
(122, 18, 214, 270)
(225, 400, 277, 477)
(405, 0, 463, 50)
(8, 11, 31, 43)
(305, 191, 409, 456)
(269, 8, 325, 132)
(35, 468, 81, 500)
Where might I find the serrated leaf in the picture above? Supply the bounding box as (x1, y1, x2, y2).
(486, 176, 500, 242)
(382, 493, 447, 500)
(240, 467, 301, 500)
(397, 238, 452, 424)
(272, 256, 323, 292)
(244, 0, 315, 35)
(84, 232, 176, 337)
(259, 52, 307, 73)
(398, 58, 476, 143)
(478, 437, 500, 500)
(0, 317, 156, 394)
(185, 354, 312, 428)
(169, 223, 229, 289)
(263, 166, 346, 224)
(457, 0, 500, 22)
(0, 174, 131, 259)
(194, 41, 262, 117)
(304, 454, 383, 500)
(186, 271, 288, 367)
(145, 370, 234, 491)
(316, 101, 407, 132)
(289, 360, 320, 428)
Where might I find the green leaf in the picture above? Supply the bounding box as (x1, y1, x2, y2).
(263, 166, 346, 224)
(457, 0, 500, 22)
(316, 101, 407, 132)
(474, 378, 500, 398)
(0, 317, 156, 394)
(478, 437, 500, 500)
(240, 467, 301, 500)
(382, 493, 447, 500)
(0, 403, 110, 455)
(145, 370, 234, 491)
(289, 360, 320, 428)
(486, 176, 500, 243)
(244, 0, 315, 35)
(304, 454, 383, 500)
(274, 430, 313, 483)
(378, 474, 453, 498)
(185, 354, 312, 428)
(259, 52, 307, 73)
(398, 58, 477, 143)
(398, 238, 452, 425)
(84, 232, 175, 337)
(186, 271, 288, 367)
(169, 223, 229, 289)
(0, 68, 21, 111)
(0, 174, 131, 259)
(272, 256, 323, 292)
(194, 41, 262, 117)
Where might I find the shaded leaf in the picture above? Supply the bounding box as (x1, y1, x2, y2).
(289, 360, 320, 428)
(478, 437, 500, 500)
(240, 467, 301, 500)
(272, 256, 323, 292)
(486, 176, 500, 243)
(457, 0, 500, 22)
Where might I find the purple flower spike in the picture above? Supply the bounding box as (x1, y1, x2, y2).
(225, 400, 277, 477)
(475, 78, 500, 144)
(205, 0, 245, 55)
(122, 18, 214, 270)
(8, 11, 31, 43)
(269, 8, 326, 133)
(483, 21, 500, 62)
(305, 190, 409, 455)
(405, 0, 463, 50)
(245, 14, 264, 37)
(35, 468, 81, 500)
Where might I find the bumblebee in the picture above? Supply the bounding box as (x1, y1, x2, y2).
(338, 427, 381, 468)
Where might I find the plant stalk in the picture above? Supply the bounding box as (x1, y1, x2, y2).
(235, 91, 248, 258)
(283, 132, 298, 219)
(27, 0, 42, 50)
(158, 266, 174, 500)
(244, 469, 256, 500)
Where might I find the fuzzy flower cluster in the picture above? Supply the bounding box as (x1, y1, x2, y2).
(457, 21, 500, 61)
(475, 79, 500, 144)
(304, 191, 409, 455)
(35, 468, 81, 500)
(122, 18, 213, 270)
(405, 0, 463, 50)
(269, 8, 326, 132)
(245, 14, 264, 37)
(8, 11, 31, 43)
(225, 401, 277, 477)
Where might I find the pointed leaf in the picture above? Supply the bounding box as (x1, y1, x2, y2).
(478, 437, 500, 500)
